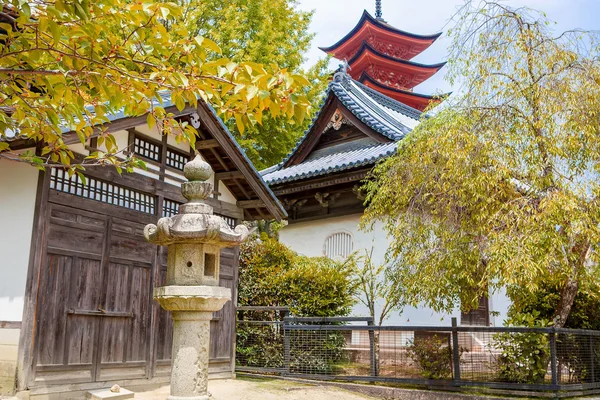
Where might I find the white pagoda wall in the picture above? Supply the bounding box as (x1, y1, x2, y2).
(279, 213, 511, 327)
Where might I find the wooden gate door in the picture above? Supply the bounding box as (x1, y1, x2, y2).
(30, 200, 157, 386)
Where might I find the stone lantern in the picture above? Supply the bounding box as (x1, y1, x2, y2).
(144, 155, 249, 400)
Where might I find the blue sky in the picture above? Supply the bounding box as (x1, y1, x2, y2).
(296, 0, 600, 95)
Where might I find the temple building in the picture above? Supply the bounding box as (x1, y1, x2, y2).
(0, 95, 285, 398)
(262, 2, 510, 327)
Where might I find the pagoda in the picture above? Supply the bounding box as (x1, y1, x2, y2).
(320, 0, 446, 111)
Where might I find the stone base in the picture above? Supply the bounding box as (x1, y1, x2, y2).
(86, 388, 134, 399)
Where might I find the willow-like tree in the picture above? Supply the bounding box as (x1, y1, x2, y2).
(363, 1, 600, 327)
(172, 0, 331, 169)
(0, 0, 311, 176)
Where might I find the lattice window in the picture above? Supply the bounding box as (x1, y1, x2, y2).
(161, 198, 236, 229)
(50, 169, 156, 214)
(220, 215, 236, 230)
(166, 148, 189, 171)
(134, 135, 161, 162)
(162, 199, 180, 217)
(323, 232, 354, 260)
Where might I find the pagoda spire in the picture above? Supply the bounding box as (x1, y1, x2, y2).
(375, 0, 383, 20)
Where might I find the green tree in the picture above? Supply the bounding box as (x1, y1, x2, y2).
(351, 248, 405, 375)
(362, 1, 600, 327)
(172, 0, 331, 168)
(0, 0, 311, 176)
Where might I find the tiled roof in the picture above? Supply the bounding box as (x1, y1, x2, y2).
(262, 72, 421, 185)
(1, 92, 175, 142)
(279, 72, 420, 167)
(262, 141, 397, 185)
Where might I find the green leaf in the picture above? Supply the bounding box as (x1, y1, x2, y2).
(235, 114, 245, 134)
(147, 113, 156, 130)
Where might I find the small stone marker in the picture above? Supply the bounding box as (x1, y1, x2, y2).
(86, 386, 134, 400)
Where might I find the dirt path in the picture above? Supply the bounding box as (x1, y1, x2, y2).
(136, 377, 380, 400)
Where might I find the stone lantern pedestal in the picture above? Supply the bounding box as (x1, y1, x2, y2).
(145, 156, 249, 400)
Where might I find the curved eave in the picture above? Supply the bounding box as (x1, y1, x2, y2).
(349, 42, 446, 72)
(359, 73, 449, 112)
(320, 10, 442, 60)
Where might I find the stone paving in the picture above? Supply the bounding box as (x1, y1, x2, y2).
(134, 377, 378, 400)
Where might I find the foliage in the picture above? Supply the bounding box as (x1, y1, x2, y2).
(350, 248, 406, 376)
(0, 0, 311, 175)
(238, 235, 356, 316)
(508, 280, 600, 331)
(407, 335, 457, 380)
(494, 313, 550, 384)
(171, 0, 332, 168)
(351, 248, 405, 326)
(236, 236, 356, 372)
(507, 282, 600, 383)
(289, 330, 348, 375)
(362, 0, 600, 327)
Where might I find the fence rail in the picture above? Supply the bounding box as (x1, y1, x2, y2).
(235, 308, 600, 397)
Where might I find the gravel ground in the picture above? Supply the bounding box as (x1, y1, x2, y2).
(135, 377, 379, 400)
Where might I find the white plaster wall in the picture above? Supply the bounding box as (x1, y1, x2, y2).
(279, 213, 511, 327)
(0, 159, 39, 322)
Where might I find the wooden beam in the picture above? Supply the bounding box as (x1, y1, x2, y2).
(193, 102, 287, 221)
(195, 139, 220, 150)
(215, 170, 244, 181)
(273, 169, 370, 196)
(284, 95, 337, 167)
(237, 199, 264, 209)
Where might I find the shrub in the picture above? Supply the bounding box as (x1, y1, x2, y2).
(238, 235, 356, 316)
(494, 313, 550, 384)
(236, 236, 356, 371)
(407, 334, 456, 380)
(507, 282, 600, 383)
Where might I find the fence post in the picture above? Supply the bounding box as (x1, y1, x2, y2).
(550, 328, 558, 386)
(590, 335, 596, 383)
(451, 317, 461, 383)
(368, 319, 377, 377)
(282, 310, 291, 375)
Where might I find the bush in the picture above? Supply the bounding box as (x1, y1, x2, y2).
(236, 236, 356, 371)
(407, 335, 456, 380)
(238, 235, 356, 316)
(507, 282, 600, 383)
(494, 313, 550, 384)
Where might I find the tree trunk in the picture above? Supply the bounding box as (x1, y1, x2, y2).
(553, 243, 589, 328)
(553, 274, 578, 328)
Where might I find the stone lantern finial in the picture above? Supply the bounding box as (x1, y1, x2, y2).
(144, 154, 250, 400)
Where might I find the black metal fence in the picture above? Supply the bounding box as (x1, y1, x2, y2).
(235, 307, 600, 397)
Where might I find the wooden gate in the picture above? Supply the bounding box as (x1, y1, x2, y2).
(29, 186, 239, 387)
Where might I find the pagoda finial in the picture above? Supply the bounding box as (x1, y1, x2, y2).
(375, 0, 383, 20)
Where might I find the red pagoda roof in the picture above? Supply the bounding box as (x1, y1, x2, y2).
(347, 42, 446, 90)
(320, 10, 442, 61)
(358, 72, 448, 111)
